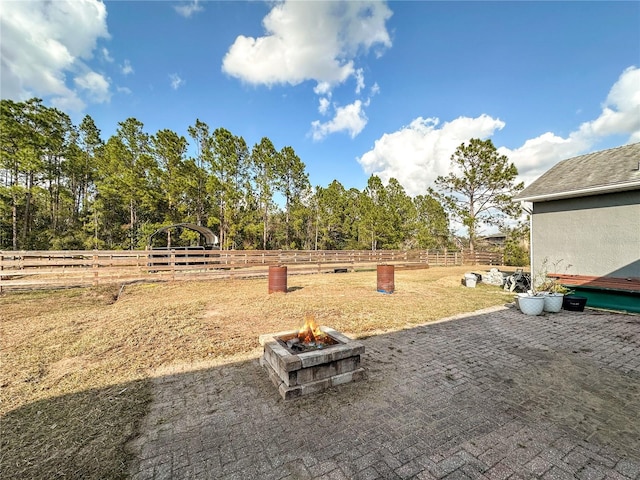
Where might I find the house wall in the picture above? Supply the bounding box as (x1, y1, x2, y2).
(531, 190, 640, 279)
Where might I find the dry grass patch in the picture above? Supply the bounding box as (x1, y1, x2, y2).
(1, 265, 513, 478)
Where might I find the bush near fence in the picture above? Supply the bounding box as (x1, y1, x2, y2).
(0, 249, 503, 291)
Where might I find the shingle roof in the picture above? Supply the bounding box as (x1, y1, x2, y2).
(513, 142, 640, 202)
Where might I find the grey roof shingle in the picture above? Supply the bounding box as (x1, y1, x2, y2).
(513, 142, 640, 202)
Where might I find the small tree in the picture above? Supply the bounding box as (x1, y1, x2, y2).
(503, 221, 530, 267)
(431, 138, 523, 252)
(413, 194, 451, 249)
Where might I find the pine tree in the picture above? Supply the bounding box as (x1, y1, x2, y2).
(431, 138, 523, 252)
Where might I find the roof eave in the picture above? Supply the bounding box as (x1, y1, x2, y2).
(513, 181, 640, 203)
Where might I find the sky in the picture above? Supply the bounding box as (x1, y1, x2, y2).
(2, 0, 640, 198)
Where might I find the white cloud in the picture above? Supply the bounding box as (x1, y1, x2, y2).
(496, 133, 590, 188)
(121, 59, 134, 76)
(500, 66, 640, 187)
(51, 92, 86, 113)
(578, 66, 640, 140)
(355, 68, 365, 94)
(314, 82, 378, 137)
(169, 73, 184, 90)
(74, 70, 110, 103)
(0, 0, 110, 111)
(117, 85, 132, 95)
(318, 98, 330, 115)
(222, 0, 392, 140)
(358, 115, 506, 196)
(314, 82, 332, 96)
(174, 0, 203, 18)
(358, 66, 640, 197)
(222, 0, 391, 90)
(311, 100, 368, 141)
(102, 47, 113, 62)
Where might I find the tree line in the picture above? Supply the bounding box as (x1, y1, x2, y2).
(1, 98, 525, 256)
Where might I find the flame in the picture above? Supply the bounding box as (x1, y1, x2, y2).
(297, 313, 328, 344)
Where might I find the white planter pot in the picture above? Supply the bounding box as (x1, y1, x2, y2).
(518, 295, 545, 315)
(543, 293, 564, 313)
(464, 273, 477, 288)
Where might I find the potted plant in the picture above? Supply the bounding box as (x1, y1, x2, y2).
(514, 258, 572, 315)
(534, 258, 573, 313)
(516, 291, 545, 315)
(537, 279, 571, 312)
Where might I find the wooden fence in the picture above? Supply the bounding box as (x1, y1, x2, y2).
(0, 249, 503, 291)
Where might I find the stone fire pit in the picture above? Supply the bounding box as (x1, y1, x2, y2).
(259, 326, 365, 400)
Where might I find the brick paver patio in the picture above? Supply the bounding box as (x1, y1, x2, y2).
(128, 305, 640, 479)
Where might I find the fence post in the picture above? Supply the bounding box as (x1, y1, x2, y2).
(170, 249, 176, 281)
(92, 251, 99, 286)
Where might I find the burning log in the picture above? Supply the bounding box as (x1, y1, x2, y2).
(278, 314, 339, 353)
(297, 313, 329, 344)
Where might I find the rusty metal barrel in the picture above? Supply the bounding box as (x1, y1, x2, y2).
(268, 265, 288, 293)
(377, 264, 395, 294)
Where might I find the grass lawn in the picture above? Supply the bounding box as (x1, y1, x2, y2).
(0, 265, 514, 478)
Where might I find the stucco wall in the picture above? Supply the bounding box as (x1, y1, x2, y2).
(531, 190, 640, 278)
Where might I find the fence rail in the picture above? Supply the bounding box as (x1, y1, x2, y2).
(0, 249, 503, 291)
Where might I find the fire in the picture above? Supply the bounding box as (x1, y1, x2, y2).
(297, 313, 328, 344)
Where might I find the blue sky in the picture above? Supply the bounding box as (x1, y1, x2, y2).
(2, 0, 639, 196)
